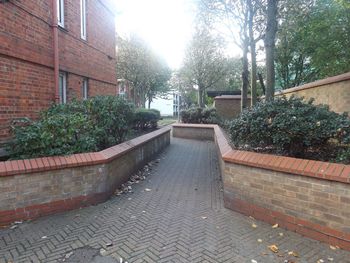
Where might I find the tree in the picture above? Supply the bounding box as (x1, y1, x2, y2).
(275, 0, 350, 89)
(146, 55, 172, 109)
(116, 35, 171, 108)
(199, 0, 269, 108)
(179, 27, 229, 108)
(212, 57, 243, 91)
(264, 0, 278, 101)
(199, 0, 250, 109)
(170, 72, 198, 108)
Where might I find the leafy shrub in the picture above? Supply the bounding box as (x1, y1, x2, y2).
(229, 96, 350, 159)
(202, 107, 222, 124)
(7, 96, 134, 159)
(334, 148, 350, 164)
(133, 108, 161, 130)
(180, 107, 221, 124)
(86, 96, 135, 149)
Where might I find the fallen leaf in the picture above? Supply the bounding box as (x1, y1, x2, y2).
(327, 257, 334, 261)
(329, 245, 337, 250)
(252, 223, 257, 228)
(251, 260, 258, 263)
(257, 239, 263, 243)
(317, 259, 324, 263)
(268, 244, 279, 253)
(272, 223, 279, 228)
(288, 251, 299, 257)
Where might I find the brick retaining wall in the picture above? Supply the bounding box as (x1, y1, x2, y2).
(172, 124, 350, 250)
(0, 127, 171, 226)
(275, 72, 350, 114)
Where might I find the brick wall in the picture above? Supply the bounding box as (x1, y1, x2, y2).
(0, 0, 117, 144)
(0, 56, 55, 143)
(0, 127, 171, 225)
(214, 96, 251, 119)
(224, 163, 350, 238)
(172, 124, 214, 141)
(172, 124, 350, 250)
(275, 72, 350, 114)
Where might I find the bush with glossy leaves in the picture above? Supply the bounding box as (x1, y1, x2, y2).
(180, 107, 221, 124)
(229, 96, 350, 160)
(8, 96, 134, 159)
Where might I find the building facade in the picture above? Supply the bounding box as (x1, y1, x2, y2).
(0, 0, 117, 144)
(147, 92, 181, 117)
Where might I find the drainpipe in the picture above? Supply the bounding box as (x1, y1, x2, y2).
(52, 0, 60, 103)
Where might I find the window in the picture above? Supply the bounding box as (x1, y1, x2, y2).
(80, 0, 87, 40)
(82, 78, 88, 100)
(57, 0, 64, 27)
(59, 72, 67, 104)
(118, 81, 126, 98)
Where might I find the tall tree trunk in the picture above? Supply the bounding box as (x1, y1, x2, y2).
(148, 96, 151, 109)
(140, 89, 146, 108)
(198, 88, 204, 108)
(241, 37, 249, 111)
(248, 0, 257, 106)
(258, 72, 266, 95)
(264, 0, 278, 101)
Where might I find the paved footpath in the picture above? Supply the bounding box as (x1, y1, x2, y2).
(1, 138, 350, 263)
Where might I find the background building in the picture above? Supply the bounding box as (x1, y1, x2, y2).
(147, 92, 181, 117)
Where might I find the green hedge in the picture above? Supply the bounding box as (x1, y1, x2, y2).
(180, 107, 221, 124)
(133, 108, 161, 130)
(229, 96, 350, 162)
(7, 96, 135, 159)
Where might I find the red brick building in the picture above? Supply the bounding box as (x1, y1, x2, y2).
(0, 0, 117, 145)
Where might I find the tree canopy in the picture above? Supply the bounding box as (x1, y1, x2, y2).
(116, 35, 171, 108)
(179, 26, 230, 107)
(276, 0, 350, 89)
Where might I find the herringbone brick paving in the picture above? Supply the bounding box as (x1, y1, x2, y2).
(1, 138, 350, 263)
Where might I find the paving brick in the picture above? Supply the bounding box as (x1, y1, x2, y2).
(0, 138, 349, 262)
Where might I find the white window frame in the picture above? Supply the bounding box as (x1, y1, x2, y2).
(82, 78, 88, 100)
(59, 72, 67, 104)
(80, 0, 87, 40)
(57, 0, 64, 27)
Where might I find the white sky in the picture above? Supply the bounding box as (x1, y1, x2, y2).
(113, 0, 196, 69)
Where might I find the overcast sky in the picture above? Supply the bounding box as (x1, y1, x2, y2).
(114, 0, 196, 69)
